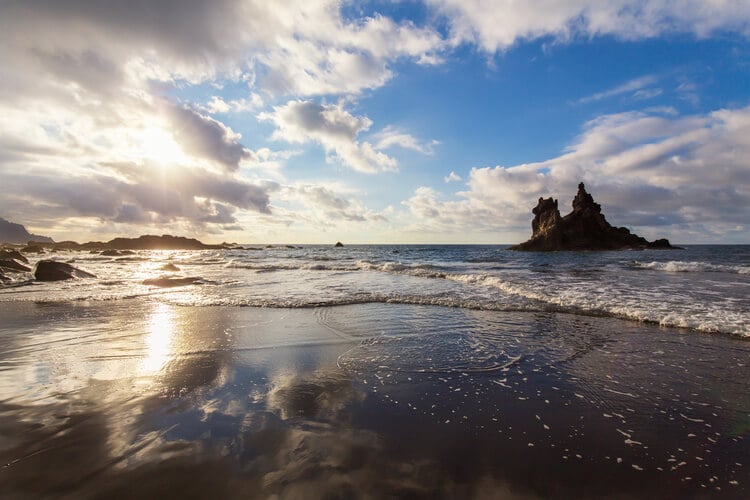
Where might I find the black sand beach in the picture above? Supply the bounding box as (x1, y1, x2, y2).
(1, 300, 749, 498)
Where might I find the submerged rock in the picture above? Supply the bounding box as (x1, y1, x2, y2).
(100, 249, 135, 257)
(159, 263, 181, 272)
(511, 183, 676, 251)
(0, 259, 31, 272)
(0, 249, 29, 264)
(142, 276, 202, 288)
(334, 242, 344, 247)
(22, 245, 44, 254)
(34, 260, 96, 281)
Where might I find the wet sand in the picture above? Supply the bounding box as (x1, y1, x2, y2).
(1, 300, 749, 498)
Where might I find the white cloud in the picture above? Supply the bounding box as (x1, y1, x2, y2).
(203, 94, 264, 114)
(427, 0, 750, 53)
(0, 1, 444, 98)
(260, 100, 398, 173)
(374, 126, 439, 154)
(444, 171, 462, 183)
(576, 75, 659, 104)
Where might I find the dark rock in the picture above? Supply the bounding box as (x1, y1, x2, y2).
(0, 259, 31, 272)
(142, 276, 202, 288)
(334, 242, 344, 247)
(648, 238, 673, 249)
(34, 260, 96, 281)
(22, 245, 44, 253)
(0, 249, 29, 264)
(159, 263, 180, 272)
(52, 241, 85, 250)
(100, 249, 136, 256)
(511, 183, 675, 251)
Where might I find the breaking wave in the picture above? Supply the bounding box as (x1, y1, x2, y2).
(632, 260, 750, 274)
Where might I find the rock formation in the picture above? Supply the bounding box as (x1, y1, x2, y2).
(0, 249, 29, 264)
(34, 260, 96, 281)
(0, 259, 31, 272)
(511, 183, 675, 251)
(0, 249, 32, 273)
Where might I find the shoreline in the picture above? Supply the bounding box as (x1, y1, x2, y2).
(1, 299, 748, 498)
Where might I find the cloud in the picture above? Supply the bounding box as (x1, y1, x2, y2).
(255, 7, 444, 95)
(2, 1, 446, 100)
(575, 75, 659, 104)
(401, 105, 750, 243)
(202, 93, 264, 114)
(374, 126, 439, 154)
(166, 104, 254, 171)
(0, 156, 275, 239)
(427, 0, 750, 53)
(260, 100, 398, 173)
(271, 184, 389, 230)
(444, 171, 462, 183)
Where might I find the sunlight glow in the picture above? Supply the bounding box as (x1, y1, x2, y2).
(138, 126, 186, 165)
(141, 302, 176, 374)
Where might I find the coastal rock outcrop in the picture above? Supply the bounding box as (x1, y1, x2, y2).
(0, 249, 29, 264)
(511, 183, 675, 251)
(34, 260, 96, 281)
(0, 259, 31, 272)
(0, 249, 31, 272)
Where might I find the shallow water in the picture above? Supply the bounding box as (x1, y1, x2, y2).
(1, 300, 748, 498)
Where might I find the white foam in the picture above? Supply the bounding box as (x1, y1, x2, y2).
(634, 260, 750, 274)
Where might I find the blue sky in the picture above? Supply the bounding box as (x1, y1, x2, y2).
(1, 1, 749, 243)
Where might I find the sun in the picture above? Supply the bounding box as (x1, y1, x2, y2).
(138, 126, 187, 166)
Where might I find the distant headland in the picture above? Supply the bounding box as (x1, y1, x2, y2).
(511, 183, 676, 251)
(1, 233, 229, 251)
(0, 217, 54, 244)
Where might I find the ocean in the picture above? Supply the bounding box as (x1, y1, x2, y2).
(1, 244, 749, 498)
(2, 244, 748, 336)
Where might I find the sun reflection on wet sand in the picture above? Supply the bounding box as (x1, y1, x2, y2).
(140, 302, 176, 375)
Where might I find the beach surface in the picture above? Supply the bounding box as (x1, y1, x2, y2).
(2, 299, 749, 498)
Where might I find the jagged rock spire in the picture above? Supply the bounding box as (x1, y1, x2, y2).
(571, 182, 601, 213)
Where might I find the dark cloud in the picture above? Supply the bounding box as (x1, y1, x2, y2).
(166, 104, 254, 171)
(0, 163, 273, 232)
(284, 101, 367, 140)
(1, 0, 248, 74)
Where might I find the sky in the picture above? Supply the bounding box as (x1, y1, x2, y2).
(1, 1, 749, 244)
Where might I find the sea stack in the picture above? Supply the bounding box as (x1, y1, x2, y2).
(511, 183, 675, 251)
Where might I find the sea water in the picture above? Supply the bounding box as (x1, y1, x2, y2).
(2, 244, 748, 336)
